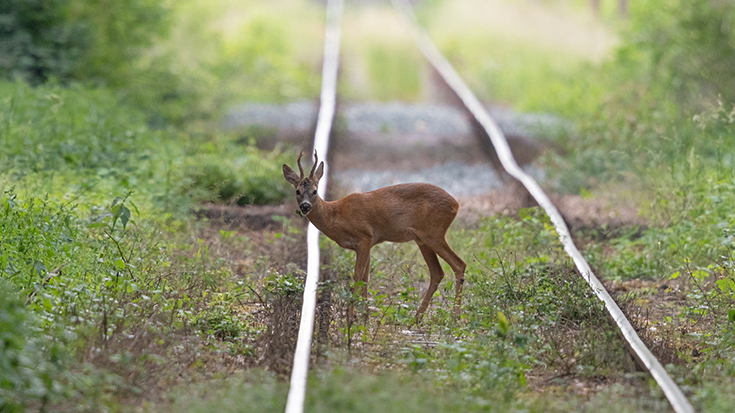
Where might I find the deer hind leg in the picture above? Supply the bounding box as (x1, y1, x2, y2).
(415, 241, 444, 322)
(424, 238, 466, 317)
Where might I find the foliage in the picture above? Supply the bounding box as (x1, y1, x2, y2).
(162, 366, 518, 413)
(0, 81, 158, 173)
(0, 190, 154, 347)
(179, 143, 293, 206)
(0, 0, 168, 85)
(535, 0, 735, 193)
(306, 367, 515, 413)
(623, 0, 735, 108)
(0, 80, 292, 208)
(210, 16, 319, 104)
(64, 0, 169, 85)
(0, 0, 321, 123)
(417, 0, 613, 115)
(462, 211, 629, 375)
(0, 184, 266, 407)
(0, 280, 69, 411)
(131, 0, 321, 123)
(0, 0, 86, 83)
(0, 0, 182, 124)
(0, 77, 298, 407)
(583, 105, 735, 324)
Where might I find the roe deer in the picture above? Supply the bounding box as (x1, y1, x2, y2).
(282, 150, 466, 321)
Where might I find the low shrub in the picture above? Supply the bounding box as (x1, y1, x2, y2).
(178, 145, 293, 206)
(0, 280, 69, 411)
(0, 81, 159, 173)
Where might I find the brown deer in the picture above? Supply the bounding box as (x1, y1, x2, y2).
(282, 150, 466, 321)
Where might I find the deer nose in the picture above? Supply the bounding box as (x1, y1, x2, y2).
(299, 203, 311, 214)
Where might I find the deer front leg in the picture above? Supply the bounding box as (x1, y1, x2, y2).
(353, 241, 372, 298)
(349, 241, 372, 321)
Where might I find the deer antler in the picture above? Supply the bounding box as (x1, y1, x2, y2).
(310, 150, 319, 178)
(296, 149, 305, 178)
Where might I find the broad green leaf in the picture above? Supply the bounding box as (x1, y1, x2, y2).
(120, 206, 131, 230)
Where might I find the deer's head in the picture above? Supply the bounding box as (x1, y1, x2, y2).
(283, 150, 324, 216)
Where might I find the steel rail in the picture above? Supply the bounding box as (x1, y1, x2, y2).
(390, 0, 694, 412)
(284, 0, 344, 412)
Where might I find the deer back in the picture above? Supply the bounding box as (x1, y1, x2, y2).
(311, 183, 458, 247)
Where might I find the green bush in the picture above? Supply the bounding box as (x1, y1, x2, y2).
(623, 0, 735, 108)
(179, 144, 293, 206)
(0, 1, 322, 123)
(0, 80, 292, 209)
(0, 280, 68, 411)
(0, 81, 161, 174)
(0, 0, 85, 83)
(0, 0, 168, 85)
(65, 0, 169, 85)
(0, 0, 200, 124)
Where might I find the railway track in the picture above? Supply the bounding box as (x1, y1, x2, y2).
(285, 1, 694, 412)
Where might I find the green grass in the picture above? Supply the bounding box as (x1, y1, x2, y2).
(159, 365, 679, 413)
(0, 79, 298, 409)
(0, 280, 70, 412)
(0, 81, 295, 208)
(436, 33, 605, 115)
(148, 208, 678, 412)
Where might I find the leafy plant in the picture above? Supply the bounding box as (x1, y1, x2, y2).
(0, 0, 86, 83)
(0, 0, 169, 88)
(178, 143, 293, 206)
(0, 280, 69, 411)
(0, 81, 159, 173)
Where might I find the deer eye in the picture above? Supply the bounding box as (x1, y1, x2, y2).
(312, 190, 317, 195)
(296, 190, 301, 195)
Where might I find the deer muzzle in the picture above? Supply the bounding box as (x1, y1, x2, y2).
(299, 202, 312, 215)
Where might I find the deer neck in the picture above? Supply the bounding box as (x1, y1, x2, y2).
(305, 196, 337, 235)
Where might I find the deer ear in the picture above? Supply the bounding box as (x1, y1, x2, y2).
(283, 164, 299, 186)
(313, 161, 325, 182)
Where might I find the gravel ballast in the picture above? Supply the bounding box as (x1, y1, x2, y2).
(225, 101, 561, 196)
